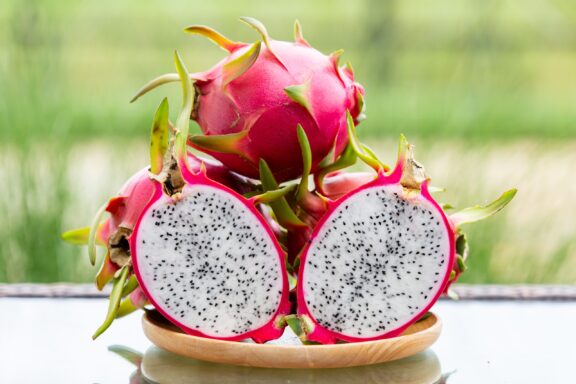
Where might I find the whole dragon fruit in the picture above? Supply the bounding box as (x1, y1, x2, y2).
(132, 18, 365, 182)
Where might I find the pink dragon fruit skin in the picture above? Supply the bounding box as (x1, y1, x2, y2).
(192, 37, 364, 181)
(132, 19, 365, 182)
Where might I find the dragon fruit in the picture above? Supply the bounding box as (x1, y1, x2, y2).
(131, 18, 365, 182)
(131, 167, 292, 341)
(61, 18, 518, 346)
(127, 51, 292, 342)
(292, 116, 516, 343)
(62, 100, 256, 339)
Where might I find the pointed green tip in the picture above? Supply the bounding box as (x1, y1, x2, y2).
(239, 16, 288, 70)
(330, 49, 344, 63)
(88, 204, 108, 266)
(285, 315, 304, 337)
(239, 16, 271, 46)
(293, 19, 310, 46)
(344, 61, 355, 77)
(346, 110, 384, 172)
(183, 25, 244, 52)
(258, 159, 306, 228)
(149, 97, 169, 175)
(398, 134, 408, 156)
(330, 49, 345, 84)
(130, 73, 180, 103)
(173, 50, 194, 165)
(253, 184, 297, 205)
(189, 130, 248, 156)
(284, 82, 313, 114)
(92, 266, 130, 339)
(222, 41, 261, 86)
(355, 87, 366, 122)
(239, 17, 267, 30)
(61, 226, 91, 245)
(296, 124, 312, 202)
(450, 188, 517, 227)
(258, 158, 277, 187)
(315, 140, 359, 194)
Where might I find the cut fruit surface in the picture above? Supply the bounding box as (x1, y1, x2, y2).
(132, 182, 288, 339)
(300, 183, 452, 340)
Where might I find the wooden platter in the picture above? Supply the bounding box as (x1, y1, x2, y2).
(142, 310, 442, 369)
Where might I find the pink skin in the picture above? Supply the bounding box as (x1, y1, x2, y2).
(130, 164, 291, 343)
(296, 162, 456, 344)
(192, 40, 365, 182)
(129, 286, 148, 309)
(321, 172, 374, 200)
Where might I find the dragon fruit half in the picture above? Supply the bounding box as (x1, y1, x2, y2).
(131, 18, 365, 182)
(293, 116, 516, 343)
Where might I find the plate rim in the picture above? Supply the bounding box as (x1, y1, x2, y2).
(142, 311, 442, 368)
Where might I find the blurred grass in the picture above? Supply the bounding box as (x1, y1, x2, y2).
(0, 0, 575, 283)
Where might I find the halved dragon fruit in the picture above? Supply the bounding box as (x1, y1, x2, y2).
(131, 165, 291, 341)
(294, 115, 516, 343)
(128, 51, 292, 342)
(131, 18, 365, 182)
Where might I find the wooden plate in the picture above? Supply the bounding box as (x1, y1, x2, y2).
(142, 311, 441, 369)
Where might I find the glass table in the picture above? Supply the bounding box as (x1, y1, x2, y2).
(0, 285, 574, 383)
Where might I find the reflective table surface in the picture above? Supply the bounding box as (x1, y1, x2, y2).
(1, 297, 574, 383)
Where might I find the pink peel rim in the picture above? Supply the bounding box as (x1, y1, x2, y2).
(296, 167, 455, 344)
(130, 170, 290, 343)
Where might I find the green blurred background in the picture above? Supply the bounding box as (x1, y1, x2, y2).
(1, 0, 575, 283)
